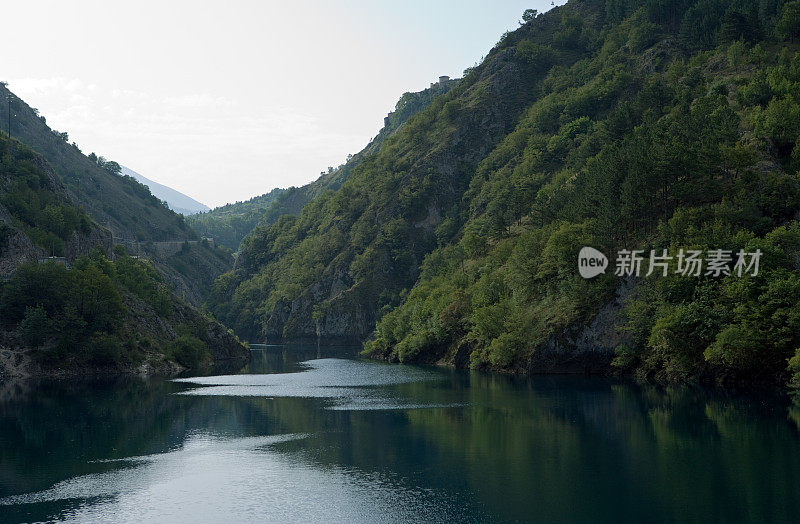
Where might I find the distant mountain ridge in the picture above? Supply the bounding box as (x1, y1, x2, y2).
(120, 166, 209, 216)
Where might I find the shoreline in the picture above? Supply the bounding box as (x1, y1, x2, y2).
(4, 341, 795, 397)
(0, 346, 249, 381)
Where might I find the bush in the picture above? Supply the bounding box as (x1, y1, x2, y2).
(488, 332, 524, 368)
(754, 96, 800, 152)
(20, 305, 49, 346)
(86, 334, 124, 366)
(167, 335, 210, 368)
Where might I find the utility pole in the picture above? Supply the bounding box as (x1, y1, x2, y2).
(6, 95, 11, 139)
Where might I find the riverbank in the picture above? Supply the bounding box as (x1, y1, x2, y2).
(0, 343, 250, 380)
(367, 338, 799, 393)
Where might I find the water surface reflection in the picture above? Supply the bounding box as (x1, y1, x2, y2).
(0, 345, 798, 522)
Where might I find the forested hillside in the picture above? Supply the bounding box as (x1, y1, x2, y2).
(0, 250, 248, 376)
(0, 84, 239, 306)
(0, 135, 110, 273)
(208, 1, 598, 342)
(0, 135, 248, 376)
(0, 83, 194, 242)
(188, 80, 458, 252)
(186, 188, 286, 250)
(209, 0, 800, 388)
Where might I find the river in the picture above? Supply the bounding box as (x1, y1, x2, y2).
(0, 345, 798, 523)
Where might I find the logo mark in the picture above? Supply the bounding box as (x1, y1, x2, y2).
(578, 247, 608, 279)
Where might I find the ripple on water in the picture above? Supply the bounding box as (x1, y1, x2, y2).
(0, 433, 475, 523)
(172, 358, 462, 411)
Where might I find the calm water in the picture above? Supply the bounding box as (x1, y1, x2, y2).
(0, 345, 798, 523)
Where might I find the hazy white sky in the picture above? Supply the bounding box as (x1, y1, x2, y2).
(2, 0, 564, 207)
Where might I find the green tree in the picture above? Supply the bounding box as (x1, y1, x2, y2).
(167, 335, 210, 368)
(20, 305, 49, 346)
(103, 160, 122, 175)
(776, 1, 800, 41)
(521, 9, 538, 23)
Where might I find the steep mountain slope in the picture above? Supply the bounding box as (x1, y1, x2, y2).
(0, 82, 194, 242)
(153, 239, 236, 304)
(187, 79, 458, 252)
(0, 85, 235, 304)
(208, 6, 577, 342)
(0, 251, 248, 378)
(367, 0, 800, 386)
(120, 166, 209, 215)
(209, 0, 800, 388)
(254, 79, 460, 236)
(0, 135, 110, 274)
(0, 135, 248, 376)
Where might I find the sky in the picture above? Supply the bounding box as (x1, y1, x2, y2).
(2, 0, 565, 208)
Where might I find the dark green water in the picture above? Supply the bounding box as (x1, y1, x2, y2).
(0, 345, 798, 523)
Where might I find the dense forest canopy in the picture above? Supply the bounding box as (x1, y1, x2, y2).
(206, 0, 800, 388)
(0, 249, 229, 369)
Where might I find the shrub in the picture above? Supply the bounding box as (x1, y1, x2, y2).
(20, 305, 49, 346)
(167, 335, 210, 368)
(86, 334, 124, 366)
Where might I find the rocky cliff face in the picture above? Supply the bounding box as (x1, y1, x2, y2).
(264, 272, 374, 344)
(0, 221, 40, 278)
(123, 292, 249, 369)
(252, 46, 549, 344)
(524, 280, 636, 374)
(64, 226, 113, 260)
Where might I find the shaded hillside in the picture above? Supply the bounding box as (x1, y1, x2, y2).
(0, 83, 194, 242)
(187, 79, 458, 251)
(0, 135, 248, 376)
(209, 0, 800, 388)
(154, 239, 236, 304)
(0, 135, 111, 274)
(0, 252, 248, 377)
(208, 5, 572, 342)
